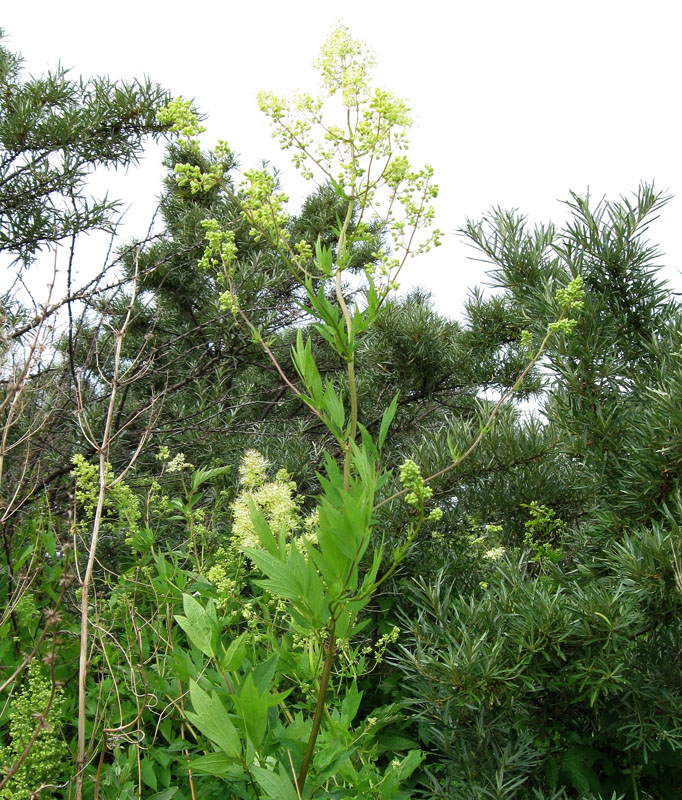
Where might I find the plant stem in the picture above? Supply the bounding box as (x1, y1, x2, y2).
(334, 196, 356, 491)
(296, 622, 336, 793)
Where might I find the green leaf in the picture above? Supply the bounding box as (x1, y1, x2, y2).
(140, 758, 157, 790)
(174, 593, 216, 659)
(396, 750, 424, 782)
(340, 680, 362, 726)
(561, 745, 600, 794)
(317, 452, 344, 505)
(244, 548, 303, 602)
(291, 331, 323, 405)
(545, 755, 559, 789)
(252, 653, 279, 694)
(248, 500, 278, 556)
(248, 540, 324, 622)
(317, 493, 360, 560)
(314, 503, 349, 566)
(352, 432, 378, 483)
(334, 604, 359, 639)
(305, 543, 344, 599)
(171, 649, 198, 683)
(220, 631, 247, 672)
(292, 540, 325, 618)
(358, 545, 383, 594)
(314, 237, 333, 275)
(154, 551, 170, 581)
(251, 764, 300, 800)
(188, 752, 234, 777)
(149, 789, 179, 800)
(322, 379, 345, 434)
(313, 745, 355, 781)
(312, 321, 342, 354)
(233, 673, 269, 749)
(378, 392, 399, 449)
(13, 544, 34, 571)
(191, 464, 231, 491)
(186, 679, 241, 759)
(376, 734, 419, 753)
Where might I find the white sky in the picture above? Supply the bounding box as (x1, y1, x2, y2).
(3, 0, 681, 317)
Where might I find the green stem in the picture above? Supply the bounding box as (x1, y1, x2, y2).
(296, 623, 336, 793)
(346, 359, 358, 444)
(334, 197, 356, 491)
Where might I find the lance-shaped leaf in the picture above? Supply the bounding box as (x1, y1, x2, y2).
(291, 330, 323, 405)
(220, 631, 248, 672)
(248, 499, 278, 556)
(232, 673, 269, 750)
(189, 753, 245, 779)
(378, 392, 399, 449)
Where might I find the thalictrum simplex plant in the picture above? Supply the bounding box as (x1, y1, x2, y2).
(159, 24, 583, 799)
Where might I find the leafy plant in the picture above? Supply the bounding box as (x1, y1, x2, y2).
(152, 21, 588, 797)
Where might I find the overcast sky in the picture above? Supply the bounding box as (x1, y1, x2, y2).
(3, 0, 681, 317)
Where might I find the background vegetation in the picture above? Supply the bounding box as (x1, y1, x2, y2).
(1, 24, 681, 800)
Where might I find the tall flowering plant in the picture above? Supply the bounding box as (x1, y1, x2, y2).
(159, 25, 583, 799)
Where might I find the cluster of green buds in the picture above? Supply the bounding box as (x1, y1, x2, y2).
(519, 328, 533, 352)
(399, 459, 442, 521)
(158, 98, 230, 194)
(555, 274, 585, 310)
(399, 459, 430, 507)
(549, 274, 585, 335)
(239, 168, 290, 245)
(197, 218, 237, 273)
(3, 661, 67, 799)
(157, 97, 205, 151)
